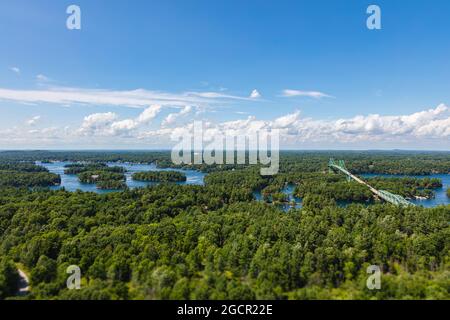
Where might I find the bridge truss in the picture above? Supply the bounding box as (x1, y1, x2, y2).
(328, 158, 415, 207)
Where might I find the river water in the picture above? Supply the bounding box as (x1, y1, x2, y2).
(253, 174, 449, 210)
(39, 162, 449, 208)
(38, 161, 205, 193)
(361, 173, 450, 207)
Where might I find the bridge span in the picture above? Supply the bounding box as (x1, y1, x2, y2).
(328, 159, 415, 207)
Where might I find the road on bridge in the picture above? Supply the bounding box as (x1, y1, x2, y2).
(328, 159, 415, 207)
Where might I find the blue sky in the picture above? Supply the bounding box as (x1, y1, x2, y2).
(0, 0, 449, 149)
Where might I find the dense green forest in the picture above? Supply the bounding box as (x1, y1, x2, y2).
(205, 169, 443, 203)
(1, 150, 449, 175)
(0, 257, 19, 299)
(368, 177, 442, 199)
(0, 162, 48, 172)
(295, 176, 373, 202)
(132, 171, 187, 182)
(0, 162, 60, 188)
(78, 171, 127, 190)
(95, 179, 127, 190)
(279, 151, 450, 175)
(293, 175, 443, 202)
(0, 187, 448, 300)
(0, 151, 448, 300)
(64, 163, 125, 175)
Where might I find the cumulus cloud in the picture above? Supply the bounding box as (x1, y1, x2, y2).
(328, 104, 449, 139)
(272, 111, 300, 128)
(282, 89, 333, 99)
(295, 104, 449, 142)
(137, 104, 163, 123)
(162, 105, 193, 126)
(147, 104, 450, 146)
(0, 125, 71, 148)
(78, 105, 162, 136)
(2, 103, 449, 149)
(249, 89, 261, 99)
(26, 115, 41, 126)
(78, 112, 118, 136)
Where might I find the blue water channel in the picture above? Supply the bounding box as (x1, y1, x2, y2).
(38, 162, 449, 208)
(37, 161, 205, 194)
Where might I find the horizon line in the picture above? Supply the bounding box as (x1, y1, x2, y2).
(1, 149, 449, 153)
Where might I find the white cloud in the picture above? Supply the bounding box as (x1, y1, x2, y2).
(36, 74, 51, 82)
(0, 86, 253, 109)
(1, 103, 449, 149)
(185, 91, 252, 101)
(10, 67, 20, 75)
(149, 104, 450, 146)
(111, 119, 138, 135)
(78, 112, 118, 136)
(290, 104, 450, 143)
(78, 105, 162, 136)
(26, 115, 41, 126)
(272, 111, 300, 128)
(249, 89, 261, 99)
(162, 105, 193, 126)
(282, 89, 333, 99)
(137, 104, 163, 124)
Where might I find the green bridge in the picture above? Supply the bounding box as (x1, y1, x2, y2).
(328, 158, 415, 207)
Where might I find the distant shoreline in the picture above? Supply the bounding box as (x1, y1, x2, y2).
(1, 149, 450, 153)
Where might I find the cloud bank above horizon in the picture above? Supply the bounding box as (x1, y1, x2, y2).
(0, 88, 448, 150)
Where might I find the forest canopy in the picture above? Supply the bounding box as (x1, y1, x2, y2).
(132, 171, 187, 182)
(0, 150, 448, 300)
(0, 162, 60, 188)
(0, 186, 448, 300)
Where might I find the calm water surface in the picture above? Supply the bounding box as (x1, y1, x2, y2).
(361, 173, 450, 208)
(38, 162, 449, 208)
(37, 161, 205, 193)
(253, 174, 449, 211)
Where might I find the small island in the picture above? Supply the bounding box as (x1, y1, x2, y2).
(64, 163, 125, 175)
(96, 179, 127, 190)
(132, 170, 187, 182)
(78, 170, 127, 190)
(447, 187, 450, 198)
(0, 162, 60, 188)
(261, 185, 289, 204)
